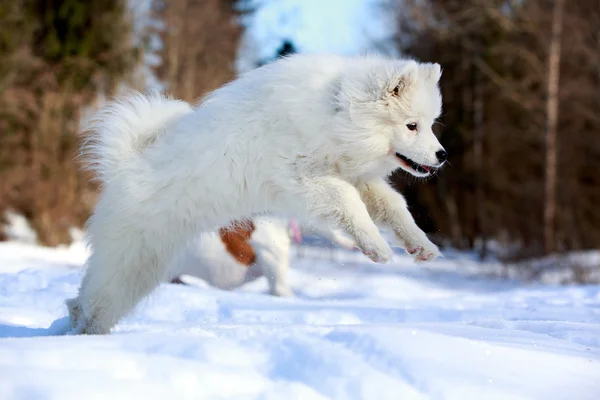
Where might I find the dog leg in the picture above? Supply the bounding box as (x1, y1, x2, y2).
(295, 176, 393, 263)
(257, 246, 293, 297)
(358, 178, 441, 262)
(260, 250, 293, 297)
(69, 209, 195, 334)
(65, 297, 82, 329)
(252, 229, 294, 297)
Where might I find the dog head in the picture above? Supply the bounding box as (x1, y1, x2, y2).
(334, 57, 446, 179)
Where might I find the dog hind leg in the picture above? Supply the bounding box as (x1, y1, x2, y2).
(65, 297, 82, 329)
(70, 211, 196, 334)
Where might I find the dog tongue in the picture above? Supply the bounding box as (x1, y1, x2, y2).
(422, 165, 431, 173)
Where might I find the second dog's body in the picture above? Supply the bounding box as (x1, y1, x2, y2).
(68, 54, 447, 334)
(167, 218, 355, 297)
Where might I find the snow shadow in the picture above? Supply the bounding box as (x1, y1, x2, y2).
(0, 317, 70, 338)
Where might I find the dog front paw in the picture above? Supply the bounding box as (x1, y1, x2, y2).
(399, 233, 441, 263)
(355, 233, 394, 263)
(407, 243, 441, 262)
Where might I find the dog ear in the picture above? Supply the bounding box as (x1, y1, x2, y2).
(390, 60, 418, 96)
(420, 63, 442, 83)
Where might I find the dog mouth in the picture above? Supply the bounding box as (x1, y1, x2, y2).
(395, 153, 436, 175)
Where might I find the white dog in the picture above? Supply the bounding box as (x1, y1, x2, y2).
(67, 53, 447, 334)
(166, 218, 355, 297)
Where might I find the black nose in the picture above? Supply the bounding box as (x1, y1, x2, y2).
(436, 150, 448, 163)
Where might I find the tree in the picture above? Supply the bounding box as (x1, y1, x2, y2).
(0, 0, 138, 245)
(394, 0, 600, 258)
(543, 0, 565, 254)
(152, 0, 241, 101)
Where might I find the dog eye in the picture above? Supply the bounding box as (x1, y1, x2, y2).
(406, 123, 418, 131)
(393, 86, 400, 96)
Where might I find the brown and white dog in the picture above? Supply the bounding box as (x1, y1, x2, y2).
(166, 218, 355, 296)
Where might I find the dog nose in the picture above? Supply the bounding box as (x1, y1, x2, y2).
(436, 150, 448, 163)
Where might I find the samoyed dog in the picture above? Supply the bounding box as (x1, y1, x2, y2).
(67, 53, 447, 334)
(167, 218, 355, 297)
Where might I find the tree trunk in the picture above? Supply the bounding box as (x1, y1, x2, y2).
(544, 0, 565, 254)
(473, 35, 486, 260)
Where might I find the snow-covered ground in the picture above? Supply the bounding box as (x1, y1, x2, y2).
(0, 241, 599, 399)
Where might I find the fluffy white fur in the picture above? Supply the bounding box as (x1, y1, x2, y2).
(67, 53, 447, 334)
(167, 218, 355, 297)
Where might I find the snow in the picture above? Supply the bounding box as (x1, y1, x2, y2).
(505, 251, 600, 284)
(1, 240, 599, 399)
(1, 211, 37, 245)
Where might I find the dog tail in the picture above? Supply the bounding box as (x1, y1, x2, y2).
(81, 90, 192, 183)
